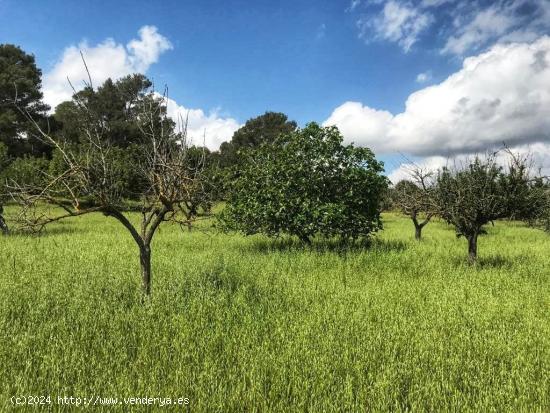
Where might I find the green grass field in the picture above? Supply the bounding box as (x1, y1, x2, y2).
(0, 207, 548, 412)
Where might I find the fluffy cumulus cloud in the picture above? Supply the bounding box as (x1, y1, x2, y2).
(324, 36, 550, 160)
(163, 96, 241, 150)
(43, 26, 240, 150)
(43, 26, 172, 108)
(387, 142, 550, 184)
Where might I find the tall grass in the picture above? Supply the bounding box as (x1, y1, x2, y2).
(0, 207, 548, 411)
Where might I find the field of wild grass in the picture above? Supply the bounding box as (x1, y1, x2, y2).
(0, 206, 548, 412)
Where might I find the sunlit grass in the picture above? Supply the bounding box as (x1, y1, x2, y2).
(0, 206, 548, 411)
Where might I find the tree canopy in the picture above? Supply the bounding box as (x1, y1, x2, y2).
(220, 123, 388, 243)
(0, 44, 49, 157)
(435, 155, 508, 262)
(53, 74, 164, 147)
(217, 111, 297, 168)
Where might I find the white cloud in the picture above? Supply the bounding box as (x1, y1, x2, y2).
(442, 0, 550, 56)
(415, 70, 432, 83)
(127, 26, 173, 72)
(387, 155, 448, 184)
(164, 96, 241, 150)
(43, 25, 172, 109)
(388, 143, 550, 184)
(351, 0, 550, 56)
(442, 4, 516, 55)
(347, 0, 362, 12)
(324, 36, 550, 159)
(323, 101, 394, 151)
(357, 0, 432, 52)
(420, 0, 453, 6)
(42, 26, 240, 150)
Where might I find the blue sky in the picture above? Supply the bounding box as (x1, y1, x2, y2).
(2, 0, 550, 179)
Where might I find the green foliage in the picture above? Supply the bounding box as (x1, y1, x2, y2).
(53, 74, 163, 148)
(0, 44, 50, 157)
(1, 155, 49, 190)
(221, 123, 388, 242)
(500, 159, 548, 223)
(46, 144, 147, 207)
(0, 142, 8, 171)
(217, 111, 297, 168)
(0, 208, 548, 411)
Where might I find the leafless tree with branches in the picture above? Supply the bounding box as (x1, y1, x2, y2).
(393, 164, 437, 240)
(8, 71, 207, 295)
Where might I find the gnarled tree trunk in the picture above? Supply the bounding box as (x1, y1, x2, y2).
(411, 213, 430, 241)
(139, 244, 152, 295)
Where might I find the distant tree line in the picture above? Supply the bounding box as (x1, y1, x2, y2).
(1, 42, 550, 295)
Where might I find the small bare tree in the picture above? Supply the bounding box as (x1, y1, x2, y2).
(393, 165, 436, 240)
(9, 81, 206, 295)
(435, 153, 507, 263)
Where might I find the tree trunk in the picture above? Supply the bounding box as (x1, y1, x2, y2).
(0, 215, 8, 235)
(414, 224, 422, 241)
(140, 244, 152, 295)
(467, 233, 478, 264)
(299, 234, 311, 245)
(412, 214, 422, 241)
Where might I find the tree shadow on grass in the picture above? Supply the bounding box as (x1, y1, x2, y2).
(452, 254, 520, 269)
(246, 236, 408, 255)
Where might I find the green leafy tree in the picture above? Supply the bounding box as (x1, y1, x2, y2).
(217, 111, 297, 168)
(2, 155, 49, 190)
(500, 149, 547, 223)
(54, 74, 155, 147)
(0, 44, 49, 157)
(220, 123, 388, 243)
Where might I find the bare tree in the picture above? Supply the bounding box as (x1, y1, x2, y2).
(9, 81, 206, 295)
(435, 153, 507, 263)
(179, 146, 215, 231)
(393, 165, 436, 240)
